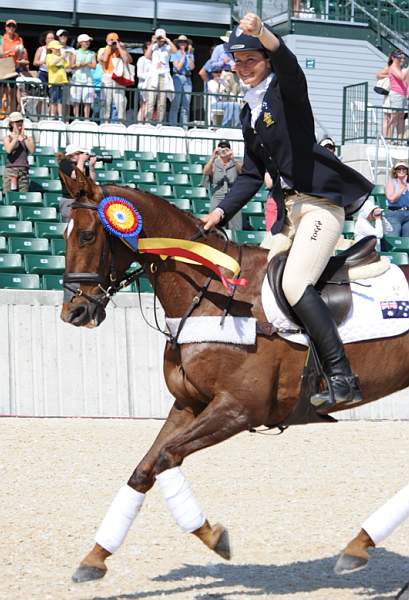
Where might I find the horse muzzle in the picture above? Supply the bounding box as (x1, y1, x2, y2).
(61, 299, 107, 328)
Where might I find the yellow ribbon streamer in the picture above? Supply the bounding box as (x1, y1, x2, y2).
(137, 237, 242, 277)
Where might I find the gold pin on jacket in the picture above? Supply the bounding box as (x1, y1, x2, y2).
(263, 111, 275, 127)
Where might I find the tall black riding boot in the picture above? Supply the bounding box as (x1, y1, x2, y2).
(292, 285, 362, 414)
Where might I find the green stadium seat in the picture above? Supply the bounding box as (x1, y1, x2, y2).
(123, 172, 155, 184)
(232, 230, 266, 245)
(42, 274, 63, 290)
(380, 252, 409, 265)
(253, 189, 269, 201)
(0, 220, 33, 237)
(174, 186, 208, 199)
(0, 253, 24, 272)
(111, 160, 138, 171)
(139, 161, 170, 173)
(124, 150, 155, 161)
(170, 198, 191, 211)
(28, 167, 50, 179)
(372, 185, 385, 196)
(382, 236, 409, 252)
(0, 236, 7, 252)
(190, 174, 204, 186)
(0, 205, 18, 219)
(242, 201, 264, 216)
(139, 184, 173, 198)
(157, 152, 188, 163)
(50, 238, 66, 255)
(0, 273, 40, 289)
(342, 220, 355, 239)
(36, 156, 58, 168)
(19, 206, 58, 222)
(9, 237, 50, 255)
(6, 191, 43, 206)
(96, 170, 121, 183)
(34, 222, 66, 239)
(24, 254, 65, 274)
(44, 192, 63, 208)
(157, 173, 189, 185)
(34, 146, 55, 156)
(38, 180, 62, 192)
(189, 154, 209, 165)
(375, 196, 387, 209)
(173, 163, 203, 175)
(190, 198, 211, 213)
(249, 215, 266, 230)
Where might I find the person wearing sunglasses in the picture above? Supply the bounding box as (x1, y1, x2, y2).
(385, 161, 409, 237)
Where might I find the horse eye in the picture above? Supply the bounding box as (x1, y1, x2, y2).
(79, 230, 95, 244)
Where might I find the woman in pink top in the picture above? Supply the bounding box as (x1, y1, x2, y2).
(387, 49, 408, 141)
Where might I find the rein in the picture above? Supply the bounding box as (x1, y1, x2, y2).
(62, 190, 235, 344)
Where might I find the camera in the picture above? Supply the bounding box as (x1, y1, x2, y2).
(86, 154, 114, 165)
(111, 41, 117, 47)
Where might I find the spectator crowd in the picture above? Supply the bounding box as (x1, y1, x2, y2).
(0, 19, 246, 128)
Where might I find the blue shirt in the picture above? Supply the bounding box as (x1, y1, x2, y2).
(202, 43, 235, 74)
(171, 51, 194, 76)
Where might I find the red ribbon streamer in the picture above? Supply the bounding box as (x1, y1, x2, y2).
(139, 246, 248, 290)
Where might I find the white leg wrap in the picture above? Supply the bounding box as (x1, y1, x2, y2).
(95, 484, 145, 553)
(156, 466, 206, 533)
(362, 483, 409, 545)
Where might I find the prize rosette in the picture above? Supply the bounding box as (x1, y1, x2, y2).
(98, 196, 142, 251)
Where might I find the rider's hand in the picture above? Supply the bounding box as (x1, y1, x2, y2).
(239, 12, 263, 37)
(201, 208, 224, 231)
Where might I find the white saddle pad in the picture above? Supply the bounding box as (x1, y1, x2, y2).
(262, 263, 409, 347)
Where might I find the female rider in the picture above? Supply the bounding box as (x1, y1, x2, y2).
(202, 13, 373, 414)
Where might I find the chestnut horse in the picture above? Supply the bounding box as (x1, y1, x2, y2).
(61, 171, 409, 583)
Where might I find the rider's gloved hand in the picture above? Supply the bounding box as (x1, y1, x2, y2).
(201, 207, 225, 231)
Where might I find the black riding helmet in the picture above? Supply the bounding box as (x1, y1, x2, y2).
(225, 25, 269, 55)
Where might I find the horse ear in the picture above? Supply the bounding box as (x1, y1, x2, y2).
(73, 167, 101, 201)
(59, 169, 80, 198)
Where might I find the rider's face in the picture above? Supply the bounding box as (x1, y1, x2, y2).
(234, 50, 271, 87)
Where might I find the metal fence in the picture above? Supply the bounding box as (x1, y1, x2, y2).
(0, 78, 244, 130)
(342, 81, 409, 145)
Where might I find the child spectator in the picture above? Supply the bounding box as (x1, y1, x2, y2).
(144, 29, 177, 123)
(55, 29, 75, 74)
(71, 34, 96, 119)
(3, 111, 35, 192)
(97, 32, 132, 123)
(46, 40, 69, 118)
(33, 31, 55, 85)
(136, 41, 151, 122)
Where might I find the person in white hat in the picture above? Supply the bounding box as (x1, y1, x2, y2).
(3, 111, 35, 193)
(144, 28, 177, 122)
(168, 34, 195, 127)
(57, 144, 96, 221)
(71, 33, 96, 119)
(385, 161, 409, 237)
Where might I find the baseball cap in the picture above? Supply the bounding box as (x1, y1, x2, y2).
(226, 25, 266, 53)
(106, 32, 119, 42)
(47, 40, 63, 50)
(5, 19, 17, 26)
(155, 28, 166, 39)
(394, 161, 409, 170)
(56, 29, 69, 37)
(319, 137, 336, 149)
(65, 144, 88, 156)
(77, 33, 93, 43)
(9, 111, 23, 122)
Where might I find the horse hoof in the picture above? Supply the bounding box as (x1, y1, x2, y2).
(213, 527, 231, 561)
(334, 552, 368, 575)
(397, 581, 409, 599)
(72, 564, 107, 583)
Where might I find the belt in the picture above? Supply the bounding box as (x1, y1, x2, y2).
(388, 206, 409, 211)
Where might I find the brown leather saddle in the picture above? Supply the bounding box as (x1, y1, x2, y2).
(267, 236, 379, 327)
